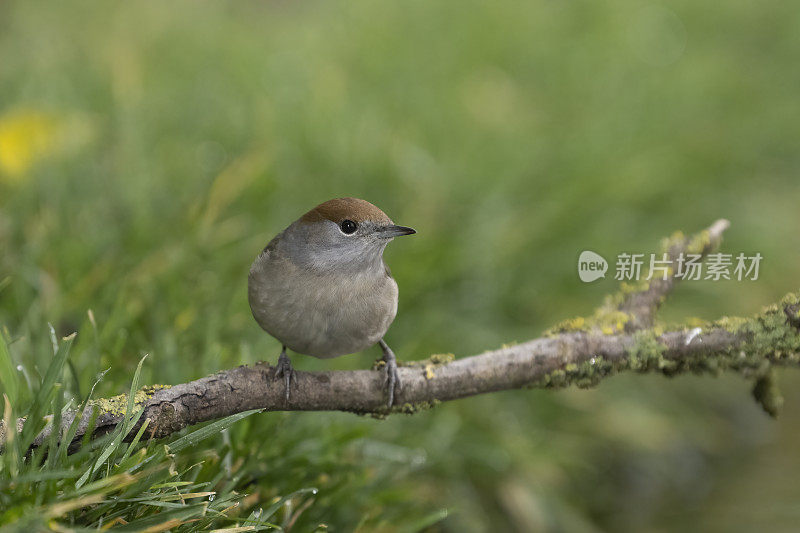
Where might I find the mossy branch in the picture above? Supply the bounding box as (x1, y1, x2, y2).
(4, 220, 799, 451)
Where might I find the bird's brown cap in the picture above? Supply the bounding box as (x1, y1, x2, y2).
(301, 197, 393, 225)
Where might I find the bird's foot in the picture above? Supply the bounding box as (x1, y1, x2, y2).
(379, 339, 402, 408)
(275, 349, 297, 402)
(384, 357, 402, 409)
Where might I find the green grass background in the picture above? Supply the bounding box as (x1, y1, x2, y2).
(1, 0, 799, 530)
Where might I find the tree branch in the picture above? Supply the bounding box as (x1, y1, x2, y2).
(5, 220, 800, 450)
(617, 218, 730, 331)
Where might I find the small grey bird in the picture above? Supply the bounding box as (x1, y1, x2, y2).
(248, 197, 416, 407)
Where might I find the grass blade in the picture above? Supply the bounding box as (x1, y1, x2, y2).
(45, 381, 64, 470)
(105, 503, 206, 532)
(76, 355, 148, 488)
(110, 354, 148, 467)
(0, 330, 19, 406)
(165, 410, 260, 454)
(57, 368, 109, 461)
(2, 393, 21, 477)
(19, 333, 75, 452)
(116, 417, 150, 466)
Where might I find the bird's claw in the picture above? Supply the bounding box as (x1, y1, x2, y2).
(275, 351, 297, 402)
(384, 357, 401, 409)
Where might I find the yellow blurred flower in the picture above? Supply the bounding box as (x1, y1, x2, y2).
(0, 109, 60, 181)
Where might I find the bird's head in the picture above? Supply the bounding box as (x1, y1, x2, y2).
(283, 197, 415, 272)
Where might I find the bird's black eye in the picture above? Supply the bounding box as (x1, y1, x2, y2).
(340, 219, 358, 234)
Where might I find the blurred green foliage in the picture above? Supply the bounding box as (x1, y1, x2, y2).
(1, 0, 799, 530)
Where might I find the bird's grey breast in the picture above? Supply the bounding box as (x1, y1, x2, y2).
(248, 244, 398, 358)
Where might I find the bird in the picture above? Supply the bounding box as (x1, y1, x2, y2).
(248, 197, 416, 407)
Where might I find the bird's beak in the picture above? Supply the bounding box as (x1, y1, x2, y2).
(376, 225, 416, 239)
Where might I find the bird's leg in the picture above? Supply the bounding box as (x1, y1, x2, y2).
(379, 339, 402, 408)
(275, 345, 297, 402)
